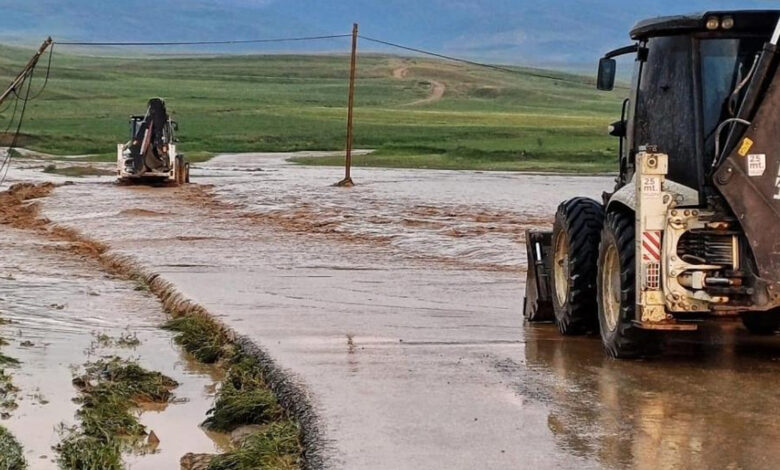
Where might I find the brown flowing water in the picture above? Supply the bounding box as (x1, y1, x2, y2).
(4, 152, 780, 470)
(0, 223, 227, 469)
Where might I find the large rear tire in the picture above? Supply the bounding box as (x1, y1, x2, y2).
(550, 198, 604, 335)
(741, 312, 780, 335)
(174, 155, 185, 185)
(597, 210, 653, 358)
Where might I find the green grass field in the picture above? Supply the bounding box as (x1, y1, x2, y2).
(0, 43, 626, 172)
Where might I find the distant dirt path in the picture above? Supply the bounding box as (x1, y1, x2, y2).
(391, 65, 445, 106)
(408, 80, 445, 106)
(392, 66, 409, 79)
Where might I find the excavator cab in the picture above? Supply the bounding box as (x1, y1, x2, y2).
(117, 98, 189, 185)
(524, 11, 780, 357)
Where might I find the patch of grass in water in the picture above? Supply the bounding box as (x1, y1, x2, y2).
(163, 315, 231, 364)
(92, 331, 141, 349)
(1, 358, 20, 411)
(0, 425, 27, 470)
(58, 433, 122, 470)
(58, 357, 178, 470)
(207, 420, 301, 470)
(164, 315, 284, 430)
(163, 311, 302, 468)
(204, 355, 284, 432)
(0, 352, 19, 366)
(42, 164, 115, 178)
(0, 334, 24, 469)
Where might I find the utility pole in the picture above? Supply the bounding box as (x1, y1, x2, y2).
(336, 23, 358, 187)
(0, 37, 52, 107)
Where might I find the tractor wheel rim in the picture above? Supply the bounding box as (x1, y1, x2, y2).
(602, 243, 621, 332)
(553, 232, 569, 306)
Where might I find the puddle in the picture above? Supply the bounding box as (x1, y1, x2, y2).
(0, 225, 227, 469)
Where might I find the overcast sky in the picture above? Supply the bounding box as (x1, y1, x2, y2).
(1, 0, 778, 67)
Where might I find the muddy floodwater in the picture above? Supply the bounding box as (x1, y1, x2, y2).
(4, 152, 780, 469)
(0, 225, 226, 468)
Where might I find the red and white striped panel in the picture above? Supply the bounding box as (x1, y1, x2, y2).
(642, 231, 662, 262)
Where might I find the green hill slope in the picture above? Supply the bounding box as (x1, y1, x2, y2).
(0, 44, 625, 171)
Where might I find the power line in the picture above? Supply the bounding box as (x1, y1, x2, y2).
(55, 34, 352, 46)
(1, 91, 20, 134)
(1, 66, 33, 184)
(21, 42, 54, 101)
(56, 32, 567, 81)
(358, 35, 569, 82)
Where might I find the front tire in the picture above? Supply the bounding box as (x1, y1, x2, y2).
(550, 198, 604, 335)
(597, 210, 653, 358)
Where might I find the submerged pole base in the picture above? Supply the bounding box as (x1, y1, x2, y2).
(335, 177, 354, 187)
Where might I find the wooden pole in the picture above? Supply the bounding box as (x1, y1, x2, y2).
(0, 37, 52, 108)
(337, 23, 358, 187)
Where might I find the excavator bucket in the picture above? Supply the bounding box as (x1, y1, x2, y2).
(523, 230, 555, 322)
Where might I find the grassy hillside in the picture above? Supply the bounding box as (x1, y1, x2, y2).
(0, 44, 626, 171)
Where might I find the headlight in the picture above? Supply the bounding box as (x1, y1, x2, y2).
(706, 16, 720, 31)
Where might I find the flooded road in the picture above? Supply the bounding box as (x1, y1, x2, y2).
(0, 223, 225, 468)
(202, 152, 608, 271)
(3, 153, 780, 469)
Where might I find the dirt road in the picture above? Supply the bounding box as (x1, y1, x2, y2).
(4, 154, 780, 469)
(392, 65, 446, 105)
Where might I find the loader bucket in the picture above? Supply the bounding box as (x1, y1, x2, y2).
(523, 230, 554, 322)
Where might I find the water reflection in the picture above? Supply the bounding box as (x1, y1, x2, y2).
(521, 324, 780, 470)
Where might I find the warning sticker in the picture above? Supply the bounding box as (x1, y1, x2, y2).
(738, 138, 754, 157)
(747, 154, 766, 176)
(641, 176, 660, 193)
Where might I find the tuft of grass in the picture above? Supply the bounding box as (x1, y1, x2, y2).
(207, 420, 301, 470)
(57, 432, 122, 470)
(115, 332, 140, 348)
(204, 355, 284, 432)
(163, 315, 231, 364)
(0, 352, 19, 366)
(93, 331, 141, 348)
(0, 425, 27, 470)
(58, 357, 178, 470)
(1, 362, 20, 410)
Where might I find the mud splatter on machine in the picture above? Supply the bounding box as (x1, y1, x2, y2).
(524, 11, 780, 358)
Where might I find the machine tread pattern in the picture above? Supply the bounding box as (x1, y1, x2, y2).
(598, 210, 654, 358)
(552, 197, 604, 335)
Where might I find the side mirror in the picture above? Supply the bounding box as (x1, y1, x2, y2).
(597, 58, 616, 91)
(608, 120, 626, 138)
